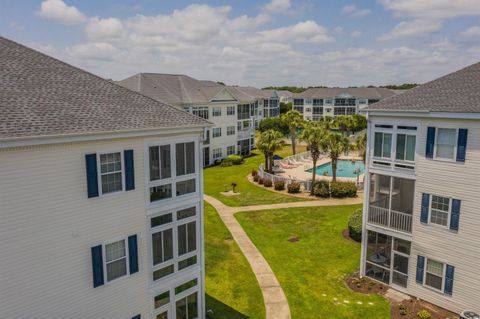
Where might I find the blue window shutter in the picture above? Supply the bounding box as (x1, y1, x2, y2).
(444, 264, 455, 295)
(426, 127, 435, 158)
(85, 154, 99, 198)
(124, 150, 135, 191)
(456, 129, 468, 162)
(420, 193, 430, 224)
(416, 255, 425, 284)
(91, 245, 104, 287)
(128, 235, 139, 274)
(132, 315, 141, 319)
(450, 199, 461, 231)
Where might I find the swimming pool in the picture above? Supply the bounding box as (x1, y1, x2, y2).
(307, 159, 365, 178)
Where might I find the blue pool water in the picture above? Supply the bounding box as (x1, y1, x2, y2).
(307, 159, 365, 178)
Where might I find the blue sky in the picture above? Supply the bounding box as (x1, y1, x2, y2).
(1, 0, 480, 87)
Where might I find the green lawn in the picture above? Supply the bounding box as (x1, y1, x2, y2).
(204, 145, 312, 206)
(235, 205, 390, 319)
(204, 202, 265, 319)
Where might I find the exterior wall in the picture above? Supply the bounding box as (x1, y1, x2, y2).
(0, 132, 205, 318)
(293, 97, 376, 121)
(362, 114, 480, 314)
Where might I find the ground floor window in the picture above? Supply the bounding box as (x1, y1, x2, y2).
(227, 145, 236, 155)
(425, 259, 444, 291)
(104, 239, 128, 282)
(152, 277, 200, 319)
(213, 148, 222, 159)
(238, 139, 250, 156)
(176, 292, 198, 319)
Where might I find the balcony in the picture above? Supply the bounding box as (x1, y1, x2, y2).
(367, 174, 414, 234)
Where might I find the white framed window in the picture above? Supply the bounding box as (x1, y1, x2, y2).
(176, 142, 195, 177)
(212, 128, 222, 138)
(99, 152, 123, 194)
(213, 148, 222, 159)
(175, 291, 198, 319)
(104, 238, 129, 283)
(227, 145, 236, 155)
(212, 107, 221, 117)
(227, 126, 236, 136)
(149, 145, 171, 181)
(305, 107, 312, 112)
(396, 134, 416, 161)
(425, 258, 445, 291)
(227, 106, 235, 115)
(430, 195, 450, 227)
(374, 132, 392, 158)
(435, 128, 457, 160)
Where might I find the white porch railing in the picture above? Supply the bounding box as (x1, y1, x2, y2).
(368, 205, 412, 233)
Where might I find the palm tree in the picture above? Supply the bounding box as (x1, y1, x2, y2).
(320, 132, 350, 182)
(300, 122, 326, 195)
(355, 133, 367, 162)
(280, 110, 304, 155)
(257, 129, 284, 173)
(334, 116, 355, 136)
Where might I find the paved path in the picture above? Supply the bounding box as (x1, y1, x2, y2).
(204, 194, 362, 319)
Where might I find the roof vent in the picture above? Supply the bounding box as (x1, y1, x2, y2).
(461, 311, 480, 319)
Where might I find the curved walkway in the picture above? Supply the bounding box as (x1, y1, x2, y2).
(204, 194, 362, 319)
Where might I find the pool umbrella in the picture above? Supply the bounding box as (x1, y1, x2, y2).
(272, 154, 283, 160)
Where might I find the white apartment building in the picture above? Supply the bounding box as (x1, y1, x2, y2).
(0, 37, 209, 319)
(360, 62, 480, 315)
(292, 87, 396, 121)
(118, 75, 267, 164)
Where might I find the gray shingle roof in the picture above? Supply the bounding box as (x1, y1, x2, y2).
(0, 37, 209, 140)
(226, 86, 277, 100)
(294, 87, 397, 99)
(366, 62, 480, 113)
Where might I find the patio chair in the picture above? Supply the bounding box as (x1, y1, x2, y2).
(279, 162, 293, 169)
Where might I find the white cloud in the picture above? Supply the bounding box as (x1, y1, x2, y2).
(341, 5, 371, 17)
(351, 30, 362, 37)
(37, 0, 86, 25)
(257, 20, 334, 44)
(86, 17, 124, 40)
(334, 26, 344, 33)
(461, 26, 480, 37)
(378, 19, 442, 40)
(264, 0, 291, 13)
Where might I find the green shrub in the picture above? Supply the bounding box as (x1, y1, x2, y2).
(227, 155, 243, 165)
(398, 304, 407, 316)
(330, 181, 357, 198)
(258, 177, 264, 185)
(214, 159, 222, 166)
(253, 175, 260, 182)
(274, 181, 285, 191)
(348, 209, 362, 242)
(220, 159, 233, 167)
(417, 310, 431, 319)
(313, 180, 330, 198)
(287, 182, 301, 194)
(251, 169, 258, 177)
(264, 179, 273, 187)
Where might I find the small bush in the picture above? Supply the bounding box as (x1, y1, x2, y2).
(417, 310, 431, 319)
(398, 304, 407, 316)
(287, 182, 301, 194)
(348, 209, 362, 242)
(227, 155, 243, 165)
(263, 179, 273, 187)
(258, 177, 264, 185)
(313, 180, 330, 198)
(251, 169, 258, 177)
(330, 181, 357, 198)
(253, 175, 260, 182)
(214, 159, 222, 166)
(220, 159, 233, 167)
(274, 181, 285, 191)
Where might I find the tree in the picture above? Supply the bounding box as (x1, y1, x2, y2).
(257, 129, 284, 173)
(320, 132, 350, 182)
(300, 122, 326, 195)
(355, 133, 367, 162)
(258, 117, 289, 135)
(281, 110, 304, 155)
(334, 116, 357, 136)
(280, 101, 292, 114)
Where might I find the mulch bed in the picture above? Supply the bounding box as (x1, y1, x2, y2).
(342, 229, 358, 243)
(346, 274, 459, 319)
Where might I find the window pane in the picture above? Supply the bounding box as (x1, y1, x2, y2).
(164, 229, 173, 261)
(187, 292, 198, 319)
(156, 312, 168, 319)
(176, 179, 196, 196)
(187, 222, 196, 252)
(106, 258, 127, 281)
(383, 134, 392, 157)
(151, 184, 172, 202)
(176, 297, 187, 319)
(176, 143, 186, 176)
(436, 128, 456, 159)
(185, 142, 195, 174)
(152, 232, 163, 265)
(374, 133, 382, 157)
(151, 213, 173, 228)
(426, 273, 443, 290)
(179, 255, 197, 270)
(405, 135, 416, 161)
(160, 145, 171, 179)
(101, 172, 122, 193)
(152, 229, 173, 265)
(175, 278, 198, 295)
(150, 146, 160, 181)
(105, 240, 126, 262)
(154, 291, 170, 309)
(396, 134, 405, 160)
(177, 207, 196, 220)
(426, 259, 443, 276)
(153, 264, 174, 281)
(178, 224, 187, 255)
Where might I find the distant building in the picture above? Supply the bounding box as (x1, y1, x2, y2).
(361, 62, 480, 315)
(0, 36, 209, 319)
(276, 90, 294, 104)
(292, 87, 397, 120)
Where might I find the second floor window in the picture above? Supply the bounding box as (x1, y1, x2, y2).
(100, 152, 123, 194)
(105, 239, 128, 282)
(192, 106, 209, 119)
(435, 128, 456, 160)
(227, 126, 235, 136)
(150, 145, 171, 181)
(213, 128, 222, 138)
(374, 132, 392, 158)
(294, 99, 303, 106)
(176, 142, 195, 176)
(430, 195, 450, 227)
(396, 134, 416, 161)
(212, 107, 221, 117)
(227, 106, 235, 115)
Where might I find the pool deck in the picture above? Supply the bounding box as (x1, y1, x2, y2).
(277, 155, 365, 183)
